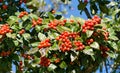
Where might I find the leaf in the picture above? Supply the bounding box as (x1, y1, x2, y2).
(12, 54, 20, 61)
(83, 46, 94, 55)
(109, 35, 118, 41)
(106, 52, 116, 58)
(86, 30, 94, 38)
(35, 25, 41, 32)
(99, 4, 109, 14)
(48, 12, 55, 20)
(6, 33, 16, 39)
(59, 61, 67, 69)
(78, 1, 87, 10)
(31, 42, 39, 47)
(29, 13, 38, 19)
(13, 40, 19, 46)
(70, 53, 77, 62)
(57, 26, 71, 33)
(7, 16, 19, 25)
(32, 57, 40, 67)
(108, 28, 116, 36)
(48, 64, 57, 71)
(108, 41, 118, 51)
(22, 15, 29, 21)
(22, 33, 31, 41)
(50, 42, 59, 50)
(38, 32, 46, 41)
(27, 48, 39, 54)
(90, 42, 99, 49)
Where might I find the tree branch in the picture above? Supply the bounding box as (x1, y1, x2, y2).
(105, 61, 108, 73)
(84, 7, 92, 19)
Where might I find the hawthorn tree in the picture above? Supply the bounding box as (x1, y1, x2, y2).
(0, 0, 120, 73)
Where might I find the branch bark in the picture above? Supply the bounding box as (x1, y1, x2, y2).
(84, 7, 92, 19)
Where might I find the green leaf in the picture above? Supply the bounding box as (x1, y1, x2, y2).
(83, 46, 94, 55)
(70, 53, 77, 62)
(48, 64, 57, 71)
(90, 42, 99, 49)
(22, 15, 29, 21)
(109, 35, 118, 41)
(32, 57, 40, 67)
(78, 1, 87, 10)
(106, 52, 116, 58)
(27, 48, 39, 54)
(31, 42, 39, 47)
(59, 61, 67, 69)
(99, 4, 109, 14)
(7, 16, 19, 25)
(108, 28, 116, 36)
(29, 13, 38, 19)
(6, 33, 16, 39)
(38, 32, 46, 41)
(12, 54, 20, 61)
(35, 25, 41, 32)
(86, 30, 94, 38)
(22, 33, 31, 41)
(50, 42, 59, 50)
(48, 12, 55, 20)
(108, 41, 118, 50)
(13, 40, 19, 46)
(57, 26, 71, 33)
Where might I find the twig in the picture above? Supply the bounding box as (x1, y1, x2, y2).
(104, 61, 108, 73)
(84, 7, 92, 19)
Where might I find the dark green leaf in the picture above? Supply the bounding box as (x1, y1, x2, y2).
(90, 42, 99, 49)
(59, 61, 67, 69)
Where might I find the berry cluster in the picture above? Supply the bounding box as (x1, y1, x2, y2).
(48, 20, 58, 29)
(18, 11, 28, 18)
(32, 17, 42, 27)
(74, 41, 85, 51)
(56, 31, 72, 52)
(100, 46, 110, 58)
(22, 54, 34, 60)
(0, 51, 10, 57)
(19, 29, 25, 35)
(86, 38, 94, 45)
(40, 56, 51, 67)
(48, 19, 66, 29)
(82, 15, 101, 33)
(0, 24, 12, 35)
(19, 0, 27, 5)
(38, 39, 51, 49)
(60, 39, 72, 52)
(69, 32, 79, 39)
(19, 61, 23, 71)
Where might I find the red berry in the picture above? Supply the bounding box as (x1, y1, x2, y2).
(2, 5, 8, 10)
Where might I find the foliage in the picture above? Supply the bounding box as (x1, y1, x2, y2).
(0, 0, 120, 73)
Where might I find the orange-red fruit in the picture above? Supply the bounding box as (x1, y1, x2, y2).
(55, 58, 60, 63)
(74, 41, 85, 51)
(19, 61, 23, 66)
(38, 39, 51, 49)
(40, 56, 51, 67)
(2, 5, 8, 10)
(19, 29, 25, 35)
(52, 10, 56, 14)
(0, 0, 3, 3)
